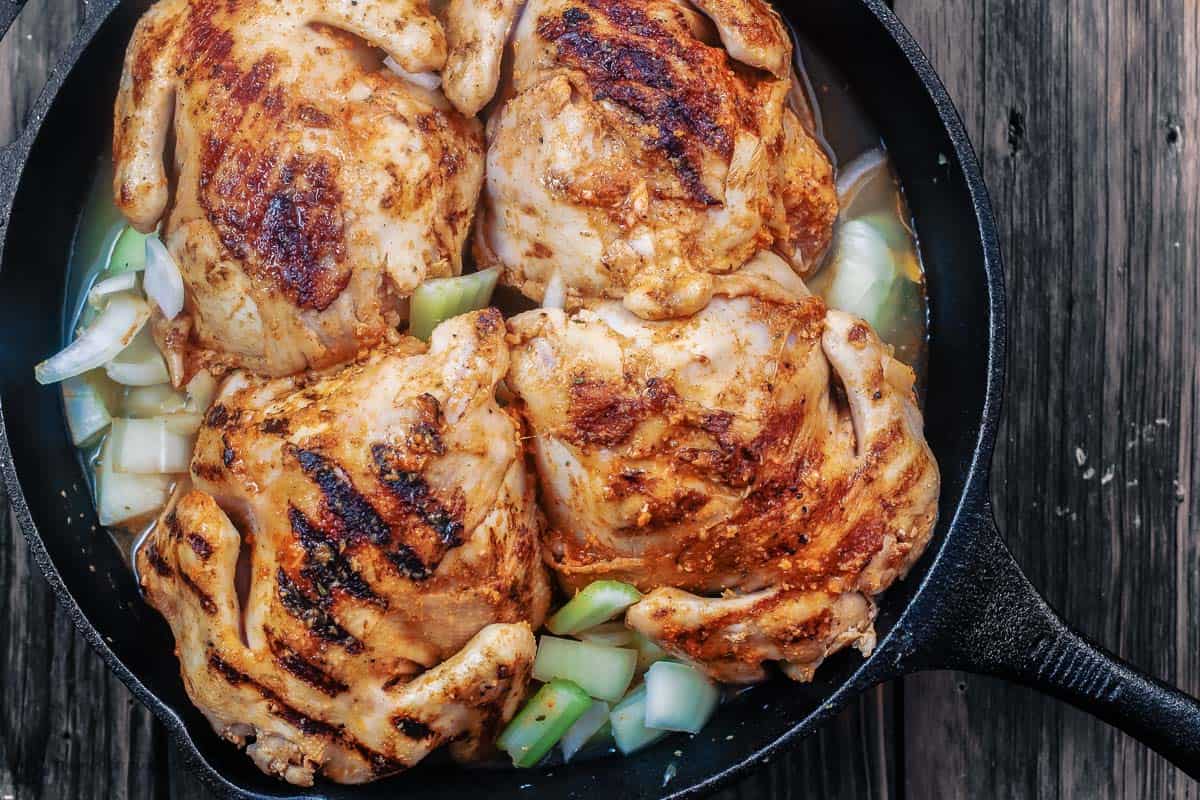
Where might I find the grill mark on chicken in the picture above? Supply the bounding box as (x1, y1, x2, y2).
(537, 0, 745, 205)
(267, 636, 350, 697)
(187, 533, 214, 560)
(566, 376, 677, 447)
(207, 654, 400, 772)
(180, 570, 218, 614)
(392, 717, 435, 740)
(145, 542, 173, 576)
(372, 444, 464, 548)
(275, 568, 363, 652)
(294, 448, 391, 545)
(386, 545, 431, 581)
(184, 0, 351, 315)
(288, 506, 381, 605)
(205, 403, 230, 428)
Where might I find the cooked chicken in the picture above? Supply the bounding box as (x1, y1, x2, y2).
(460, 0, 837, 319)
(114, 0, 484, 379)
(137, 311, 550, 784)
(506, 259, 938, 682)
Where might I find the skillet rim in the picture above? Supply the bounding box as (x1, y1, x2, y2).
(0, 0, 1007, 796)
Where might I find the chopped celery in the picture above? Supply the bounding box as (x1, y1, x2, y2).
(547, 580, 643, 635)
(96, 436, 171, 526)
(532, 636, 637, 703)
(408, 268, 500, 341)
(108, 225, 149, 274)
(576, 622, 636, 648)
(633, 631, 669, 671)
(560, 700, 610, 762)
(123, 383, 186, 417)
(610, 684, 668, 755)
(110, 417, 195, 474)
(106, 329, 170, 387)
(62, 371, 117, 446)
(643, 661, 719, 734)
(496, 679, 592, 768)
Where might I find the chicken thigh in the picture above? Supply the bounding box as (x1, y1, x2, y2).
(114, 0, 484, 379)
(450, 0, 837, 319)
(137, 311, 550, 784)
(506, 260, 938, 682)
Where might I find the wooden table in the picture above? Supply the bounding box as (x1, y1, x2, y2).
(1, 0, 1197, 797)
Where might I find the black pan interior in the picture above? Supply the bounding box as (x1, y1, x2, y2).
(0, 0, 995, 797)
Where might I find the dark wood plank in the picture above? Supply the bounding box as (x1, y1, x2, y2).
(893, 0, 1200, 796)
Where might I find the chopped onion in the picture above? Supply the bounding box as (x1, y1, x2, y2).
(576, 622, 636, 648)
(610, 684, 668, 755)
(105, 329, 170, 386)
(643, 661, 719, 734)
(163, 412, 204, 436)
(144, 236, 185, 320)
(548, 580, 643, 635)
(542, 270, 566, 309)
(836, 149, 887, 208)
(35, 292, 152, 385)
(108, 225, 149, 274)
(184, 369, 218, 413)
(88, 272, 139, 307)
(61, 371, 115, 446)
(110, 417, 195, 474)
(560, 700, 611, 762)
(819, 219, 897, 330)
(96, 436, 172, 526)
(496, 679, 592, 768)
(123, 383, 186, 417)
(533, 636, 637, 703)
(408, 269, 501, 341)
(383, 55, 442, 91)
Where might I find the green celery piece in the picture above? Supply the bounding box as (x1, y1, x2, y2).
(643, 661, 719, 733)
(532, 636, 638, 703)
(547, 580, 643, 635)
(108, 226, 149, 274)
(610, 684, 668, 755)
(496, 679, 592, 768)
(408, 268, 500, 341)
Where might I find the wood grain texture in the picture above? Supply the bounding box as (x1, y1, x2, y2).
(893, 0, 1200, 797)
(1, 0, 1196, 798)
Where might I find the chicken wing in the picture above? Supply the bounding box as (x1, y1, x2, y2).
(506, 264, 938, 682)
(138, 311, 550, 784)
(114, 0, 483, 379)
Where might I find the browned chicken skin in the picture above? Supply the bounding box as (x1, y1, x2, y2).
(113, 0, 484, 379)
(506, 260, 939, 682)
(453, 0, 837, 319)
(138, 311, 549, 784)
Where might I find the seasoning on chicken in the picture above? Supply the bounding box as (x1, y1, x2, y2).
(137, 311, 550, 784)
(459, 0, 837, 319)
(506, 257, 938, 682)
(113, 0, 484, 380)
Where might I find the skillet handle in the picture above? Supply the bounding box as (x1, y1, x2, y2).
(900, 505, 1200, 779)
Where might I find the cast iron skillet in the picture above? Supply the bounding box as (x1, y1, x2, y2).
(1, 0, 1198, 796)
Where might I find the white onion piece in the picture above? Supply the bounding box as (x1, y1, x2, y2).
(560, 700, 611, 762)
(88, 272, 139, 307)
(35, 293, 152, 385)
(96, 436, 172, 526)
(643, 661, 719, 734)
(123, 383, 186, 417)
(62, 372, 113, 446)
(184, 369, 218, 413)
(144, 236, 185, 320)
(543, 271, 566, 309)
(110, 417, 195, 474)
(106, 330, 170, 387)
(383, 56, 442, 91)
(163, 412, 205, 436)
(836, 149, 887, 208)
(820, 219, 897, 329)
